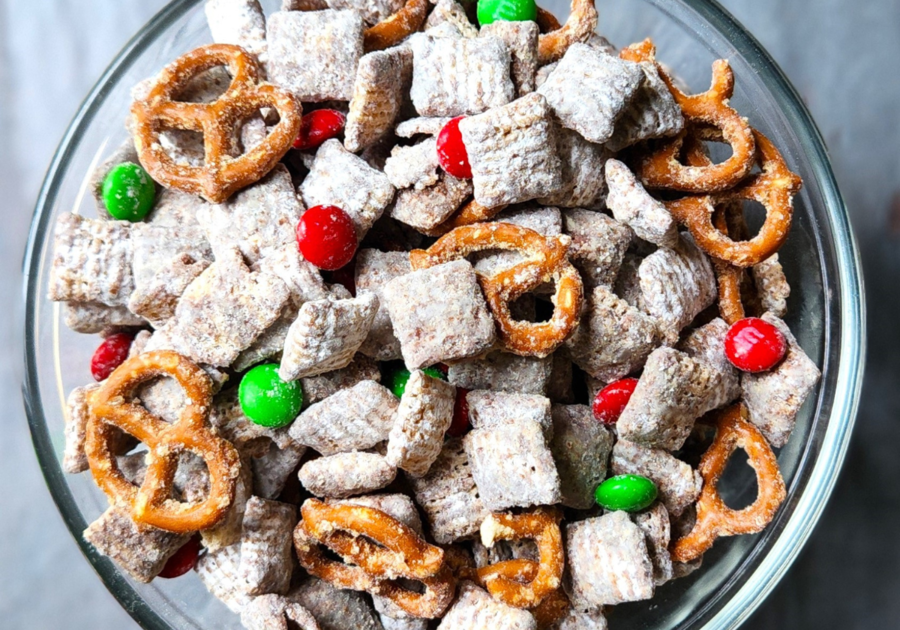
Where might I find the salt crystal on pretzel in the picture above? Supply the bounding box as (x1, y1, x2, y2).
(239, 496, 297, 595)
(382, 259, 496, 369)
(549, 404, 614, 509)
(562, 209, 632, 288)
(345, 45, 414, 152)
(62, 302, 145, 334)
(355, 249, 412, 361)
(299, 354, 382, 405)
(752, 255, 790, 318)
(678, 318, 741, 410)
(64, 384, 101, 474)
(291, 577, 383, 630)
(408, 437, 490, 543)
(395, 116, 453, 138)
(538, 128, 611, 209)
(537, 44, 644, 144)
(48, 213, 134, 307)
(299, 451, 398, 497)
(610, 440, 701, 517)
(386, 370, 455, 476)
(205, 0, 268, 60)
(424, 0, 478, 38)
(566, 285, 660, 382)
(267, 10, 364, 101)
(436, 582, 537, 630)
(240, 594, 320, 630)
(458, 93, 563, 207)
(480, 21, 539, 96)
(301, 139, 396, 239)
(384, 138, 441, 191)
(606, 159, 679, 248)
(289, 380, 398, 455)
(390, 173, 474, 231)
(617, 347, 719, 451)
(448, 351, 552, 396)
(196, 544, 253, 613)
(468, 390, 553, 439)
(606, 62, 684, 153)
(84, 506, 191, 583)
(409, 33, 514, 116)
(565, 511, 654, 607)
(741, 313, 820, 447)
(279, 293, 379, 381)
(464, 417, 562, 512)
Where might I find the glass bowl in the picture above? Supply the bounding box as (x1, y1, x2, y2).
(22, 0, 865, 628)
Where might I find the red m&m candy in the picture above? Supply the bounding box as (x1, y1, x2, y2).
(724, 317, 787, 372)
(592, 377, 639, 425)
(90, 333, 134, 382)
(158, 536, 201, 579)
(296, 205, 358, 270)
(436, 117, 472, 179)
(447, 387, 471, 437)
(293, 109, 346, 151)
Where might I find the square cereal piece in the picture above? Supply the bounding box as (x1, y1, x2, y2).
(610, 439, 701, 517)
(300, 139, 395, 239)
(299, 451, 397, 497)
(606, 62, 684, 152)
(538, 128, 611, 209)
(408, 437, 490, 543)
(677, 318, 741, 411)
(448, 351, 552, 395)
(205, 0, 268, 59)
(380, 615, 429, 630)
(537, 44, 644, 144)
(267, 10, 363, 101)
(196, 544, 253, 613)
(239, 496, 297, 595)
(464, 417, 562, 511)
(63, 301, 145, 334)
(472, 206, 562, 276)
(345, 45, 414, 152)
(384, 138, 441, 191)
(146, 247, 289, 367)
(145, 187, 205, 227)
(459, 93, 563, 207)
(410, 33, 514, 116)
(549, 404, 614, 509)
(632, 502, 674, 586)
(566, 285, 659, 382)
(565, 511, 654, 607)
(326, 0, 406, 26)
(382, 259, 496, 369)
(252, 440, 308, 499)
(84, 506, 190, 583)
(241, 594, 319, 630)
(467, 390, 552, 439)
(355, 249, 412, 361)
(752, 254, 790, 317)
(300, 353, 382, 404)
(389, 172, 472, 231)
(279, 293, 379, 380)
(197, 165, 304, 265)
(552, 608, 609, 630)
(64, 384, 101, 474)
(290, 578, 383, 630)
(480, 21, 539, 95)
(289, 380, 398, 455)
(395, 116, 453, 138)
(48, 213, 134, 306)
(436, 582, 537, 630)
(639, 235, 717, 343)
(253, 244, 331, 307)
(562, 209, 633, 288)
(386, 370, 456, 476)
(424, 0, 478, 38)
(606, 159, 678, 248)
(741, 313, 820, 447)
(617, 347, 719, 451)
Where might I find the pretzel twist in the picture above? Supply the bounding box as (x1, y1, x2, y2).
(364, 0, 429, 51)
(536, 0, 599, 64)
(85, 351, 241, 533)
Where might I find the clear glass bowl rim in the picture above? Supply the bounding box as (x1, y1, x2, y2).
(20, 1, 866, 629)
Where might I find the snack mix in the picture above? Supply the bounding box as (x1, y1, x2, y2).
(49, 0, 822, 627)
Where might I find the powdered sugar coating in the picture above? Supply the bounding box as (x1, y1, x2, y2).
(467, 390, 553, 439)
(239, 496, 297, 595)
(472, 206, 562, 276)
(752, 254, 790, 317)
(355, 249, 412, 361)
(205, 0, 268, 59)
(345, 46, 414, 152)
(549, 403, 614, 509)
(384, 138, 441, 191)
(390, 172, 472, 231)
(196, 544, 253, 613)
(240, 594, 320, 630)
(606, 158, 678, 248)
(299, 451, 397, 497)
(606, 62, 684, 152)
(424, 0, 478, 38)
(632, 502, 674, 586)
(448, 351, 552, 395)
(480, 21, 539, 96)
(678, 318, 741, 411)
(63, 384, 100, 474)
(326, 0, 406, 26)
(538, 127, 611, 208)
(611, 439, 701, 517)
(290, 578, 383, 630)
(562, 209, 633, 288)
(395, 116, 453, 138)
(437, 582, 536, 630)
(63, 301, 146, 334)
(299, 353, 382, 404)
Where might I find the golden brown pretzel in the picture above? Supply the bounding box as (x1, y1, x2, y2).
(364, 0, 429, 51)
(537, 0, 599, 64)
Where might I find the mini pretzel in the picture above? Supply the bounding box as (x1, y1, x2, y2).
(85, 351, 241, 533)
(131, 44, 302, 204)
(536, 0, 599, 64)
(476, 507, 564, 609)
(364, 0, 429, 52)
(530, 588, 570, 629)
(410, 223, 584, 357)
(670, 403, 786, 563)
(423, 199, 508, 237)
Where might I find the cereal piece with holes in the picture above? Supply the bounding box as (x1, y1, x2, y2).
(239, 497, 297, 595)
(408, 437, 490, 543)
(480, 21, 539, 95)
(384, 138, 441, 191)
(678, 318, 741, 410)
(565, 511, 654, 607)
(752, 255, 790, 318)
(289, 380, 398, 455)
(562, 209, 633, 288)
(345, 45, 414, 152)
(472, 206, 562, 276)
(290, 577, 383, 630)
(390, 172, 473, 231)
(437, 582, 537, 630)
(205, 0, 268, 59)
(459, 93, 563, 207)
(566, 285, 660, 382)
(387, 370, 456, 476)
(448, 351, 553, 395)
(549, 404, 614, 509)
(606, 62, 684, 152)
(299, 354, 382, 404)
(355, 249, 412, 361)
(267, 10, 363, 101)
(410, 32, 514, 116)
(617, 347, 719, 451)
(741, 313, 821, 447)
(467, 390, 553, 439)
(537, 44, 644, 144)
(610, 439, 701, 517)
(196, 544, 253, 613)
(632, 502, 674, 586)
(240, 594, 320, 630)
(424, 0, 478, 38)
(538, 128, 611, 209)
(606, 159, 679, 248)
(299, 451, 397, 497)
(382, 259, 496, 369)
(63, 302, 146, 334)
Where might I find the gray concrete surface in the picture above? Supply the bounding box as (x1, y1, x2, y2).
(0, 0, 897, 628)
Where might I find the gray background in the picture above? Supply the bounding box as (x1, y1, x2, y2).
(1, 0, 897, 628)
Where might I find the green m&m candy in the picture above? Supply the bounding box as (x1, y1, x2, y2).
(477, 0, 537, 26)
(594, 475, 658, 512)
(387, 366, 446, 398)
(238, 363, 303, 428)
(102, 162, 156, 221)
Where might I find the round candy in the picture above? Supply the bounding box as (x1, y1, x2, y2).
(90, 333, 134, 382)
(476, 0, 537, 26)
(293, 109, 346, 151)
(592, 377, 639, 425)
(447, 387, 471, 437)
(297, 205, 358, 270)
(436, 117, 473, 179)
(158, 536, 201, 579)
(724, 317, 787, 372)
(594, 475, 658, 512)
(238, 364, 303, 428)
(102, 162, 156, 221)
(387, 366, 446, 398)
